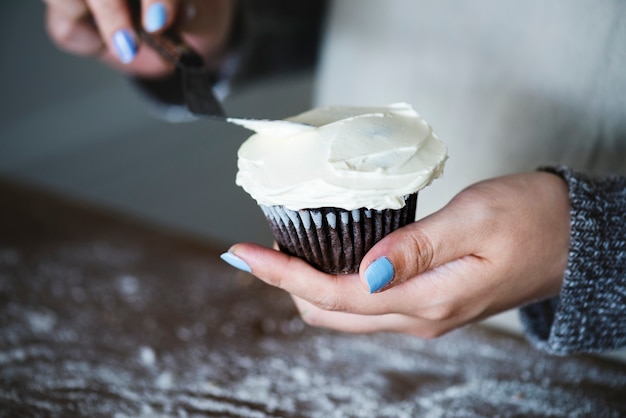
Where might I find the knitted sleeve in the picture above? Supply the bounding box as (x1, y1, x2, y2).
(519, 166, 626, 355)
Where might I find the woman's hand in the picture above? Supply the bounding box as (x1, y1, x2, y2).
(221, 172, 571, 338)
(43, 0, 235, 78)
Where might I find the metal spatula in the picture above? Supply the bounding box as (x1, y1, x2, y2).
(127, 1, 315, 132)
(128, 0, 226, 118)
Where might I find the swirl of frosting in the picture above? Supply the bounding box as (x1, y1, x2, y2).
(232, 103, 448, 211)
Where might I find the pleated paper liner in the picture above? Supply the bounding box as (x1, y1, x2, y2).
(259, 193, 418, 274)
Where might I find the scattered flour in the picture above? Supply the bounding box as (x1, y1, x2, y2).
(139, 346, 156, 367)
(118, 275, 140, 296)
(2, 239, 625, 417)
(25, 309, 57, 334)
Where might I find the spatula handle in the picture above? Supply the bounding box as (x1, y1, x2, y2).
(127, 0, 204, 69)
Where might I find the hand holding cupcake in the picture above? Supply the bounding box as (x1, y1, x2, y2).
(222, 172, 570, 339)
(221, 103, 570, 340)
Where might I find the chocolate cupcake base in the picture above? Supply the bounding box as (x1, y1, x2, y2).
(259, 193, 418, 274)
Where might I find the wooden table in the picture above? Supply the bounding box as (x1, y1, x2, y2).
(1, 176, 625, 417)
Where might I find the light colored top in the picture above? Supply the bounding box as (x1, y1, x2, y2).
(232, 103, 447, 211)
(316, 0, 626, 217)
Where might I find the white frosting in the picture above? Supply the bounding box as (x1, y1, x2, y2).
(232, 103, 448, 211)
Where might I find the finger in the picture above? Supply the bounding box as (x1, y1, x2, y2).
(225, 243, 362, 311)
(291, 295, 424, 335)
(141, 0, 179, 33)
(222, 243, 403, 316)
(45, 6, 104, 56)
(360, 194, 488, 293)
(179, 0, 235, 68)
(292, 295, 465, 338)
(85, 0, 138, 64)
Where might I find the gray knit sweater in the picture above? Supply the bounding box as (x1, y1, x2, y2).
(520, 166, 626, 355)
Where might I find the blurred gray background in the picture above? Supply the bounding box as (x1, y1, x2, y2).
(0, 2, 315, 248)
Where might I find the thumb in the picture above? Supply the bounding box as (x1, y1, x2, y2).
(360, 203, 481, 293)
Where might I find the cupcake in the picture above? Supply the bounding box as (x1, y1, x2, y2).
(230, 103, 447, 274)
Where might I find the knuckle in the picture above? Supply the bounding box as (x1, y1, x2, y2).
(401, 229, 436, 275)
(46, 11, 74, 44)
(312, 292, 345, 312)
(405, 323, 451, 339)
(415, 327, 448, 339)
(270, 256, 300, 289)
(85, 0, 131, 35)
(267, 258, 348, 313)
(268, 270, 286, 290)
(299, 311, 322, 328)
(411, 232, 435, 272)
(419, 303, 459, 322)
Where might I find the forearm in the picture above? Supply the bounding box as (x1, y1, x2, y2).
(520, 166, 626, 355)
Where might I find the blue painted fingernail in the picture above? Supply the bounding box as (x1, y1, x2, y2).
(365, 256, 394, 293)
(220, 252, 252, 273)
(145, 3, 167, 32)
(112, 29, 137, 64)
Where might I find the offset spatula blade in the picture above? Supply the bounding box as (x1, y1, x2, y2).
(177, 62, 226, 118)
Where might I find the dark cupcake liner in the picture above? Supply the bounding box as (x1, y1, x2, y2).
(259, 193, 418, 274)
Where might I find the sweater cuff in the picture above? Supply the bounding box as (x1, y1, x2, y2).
(519, 165, 626, 355)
